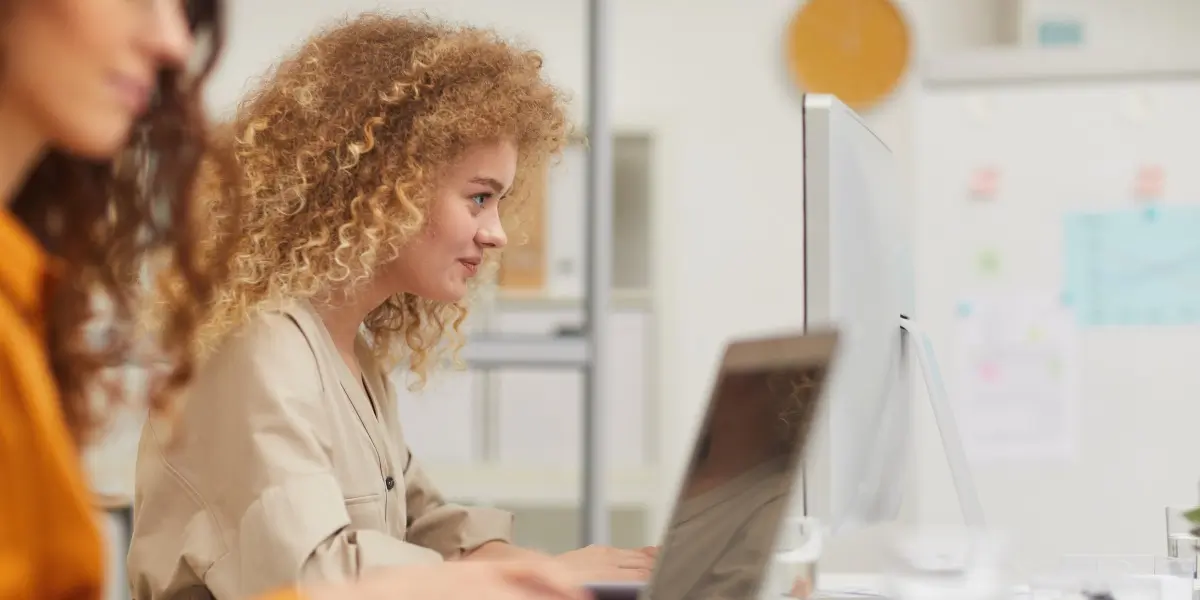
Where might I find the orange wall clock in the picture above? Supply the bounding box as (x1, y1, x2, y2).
(785, 0, 912, 111)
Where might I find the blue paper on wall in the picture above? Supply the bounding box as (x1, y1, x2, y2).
(1063, 206, 1200, 327)
(1037, 19, 1085, 47)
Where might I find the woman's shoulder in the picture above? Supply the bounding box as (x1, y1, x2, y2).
(198, 301, 327, 390)
(168, 303, 331, 432)
(220, 300, 322, 356)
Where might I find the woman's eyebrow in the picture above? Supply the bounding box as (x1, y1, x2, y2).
(469, 176, 505, 193)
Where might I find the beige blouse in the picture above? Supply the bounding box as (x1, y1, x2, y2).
(127, 300, 512, 600)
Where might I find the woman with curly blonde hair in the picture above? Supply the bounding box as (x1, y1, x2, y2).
(128, 13, 653, 600)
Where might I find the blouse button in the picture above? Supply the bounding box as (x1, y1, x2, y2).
(385, 476, 396, 491)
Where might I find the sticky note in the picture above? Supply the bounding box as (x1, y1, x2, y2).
(978, 362, 1000, 383)
(969, 167, 999, 198)
(977, 249, 1001, 275)
(1047, 358, 1062, 378)
(956, 301, 973, 318)
(1135, 165, 1164, 198)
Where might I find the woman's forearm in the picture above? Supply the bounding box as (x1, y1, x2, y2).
(461, 541, 551, 562)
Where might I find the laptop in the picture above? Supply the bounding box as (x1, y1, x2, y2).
(588, 329, 838, 600)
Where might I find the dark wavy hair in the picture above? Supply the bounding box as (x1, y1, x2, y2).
(6, 0, 239, 445)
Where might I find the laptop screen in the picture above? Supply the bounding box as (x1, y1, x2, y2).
(642, 331, 836, 600)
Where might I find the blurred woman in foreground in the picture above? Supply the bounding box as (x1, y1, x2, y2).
(0, 1, 582, 599)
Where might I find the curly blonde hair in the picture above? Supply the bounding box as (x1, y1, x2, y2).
(196, 13, 570, 381)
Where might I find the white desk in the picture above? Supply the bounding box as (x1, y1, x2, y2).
(815, 572, 1193, 600)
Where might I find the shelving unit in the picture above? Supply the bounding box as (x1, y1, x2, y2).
(456, 0, 619, 546)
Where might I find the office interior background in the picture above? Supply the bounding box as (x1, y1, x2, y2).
(90, 1, 1200, 598)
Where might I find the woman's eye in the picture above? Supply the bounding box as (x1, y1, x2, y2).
(470, 193, 490, 207)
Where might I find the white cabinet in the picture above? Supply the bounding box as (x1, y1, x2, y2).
(545, 146, 587, 299)
(393, 369, 483, 466)
(604, 310, 651, 467)
(489, 308, 580, 468)
(490, 306, 650, 470)
(392, 300, 656, 507)
(392, 313, 487, 465)
(492, 369, 582, 467)
(542, 135, 653, 300)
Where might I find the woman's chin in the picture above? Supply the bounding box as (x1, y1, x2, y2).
(419, 282, 469, 304)
(58, 115, 137, 160)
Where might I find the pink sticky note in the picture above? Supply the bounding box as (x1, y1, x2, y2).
(969, 168, 999, 198)
(979, 362, 1000, 383)
(1135, 165, 1164, 198)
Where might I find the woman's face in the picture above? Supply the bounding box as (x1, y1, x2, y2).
(380, 139, 516, 303)
(1, 0, 196, 159)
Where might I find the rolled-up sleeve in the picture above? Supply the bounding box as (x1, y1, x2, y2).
(209, 473, 442, 597)
(402, 450, 514, 558)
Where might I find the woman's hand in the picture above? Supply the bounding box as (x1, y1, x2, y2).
(303, 560, 588, 600)
(455, 541, 659, 584)
(553, 544, 659, 583)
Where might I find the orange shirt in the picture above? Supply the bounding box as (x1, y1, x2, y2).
(0, 210, 301, 600)
(0, 209, 103, 600)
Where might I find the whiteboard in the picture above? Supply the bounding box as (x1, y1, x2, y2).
(914, 74, 1200, 575)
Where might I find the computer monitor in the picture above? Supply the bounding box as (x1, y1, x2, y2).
(800, 94, 915, 533)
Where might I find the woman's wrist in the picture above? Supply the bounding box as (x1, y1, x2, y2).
(462, 541, 552, 562)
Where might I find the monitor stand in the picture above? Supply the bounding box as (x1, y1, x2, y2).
(898, 315, 987, 529)
(813, 317, 989, 600)
(827, 316, 986, 533)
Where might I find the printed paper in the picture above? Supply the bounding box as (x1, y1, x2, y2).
(954, 291, 1078, 462)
